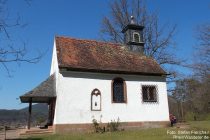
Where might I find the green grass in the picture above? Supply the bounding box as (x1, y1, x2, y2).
(23, 121, 210, 140)
(188, 121, 210, 130)
(24, 129, 171, 140)
(185, 112, 210, 121)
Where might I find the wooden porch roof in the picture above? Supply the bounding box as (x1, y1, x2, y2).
(20, 74, 56, 103)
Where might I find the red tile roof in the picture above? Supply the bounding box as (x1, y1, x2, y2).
(55, 36, 166, 75)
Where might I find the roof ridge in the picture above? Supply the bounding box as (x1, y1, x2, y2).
(55, 35, 146, 57)
(55, 35, 156, 59)
(55, 35, 122, 46)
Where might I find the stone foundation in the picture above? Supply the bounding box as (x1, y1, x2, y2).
(53, 121, 170, 133)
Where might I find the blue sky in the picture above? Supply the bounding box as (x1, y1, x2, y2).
(0, 0, 209, 109)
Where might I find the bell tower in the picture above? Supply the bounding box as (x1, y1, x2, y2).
(122, 16, 144, 54)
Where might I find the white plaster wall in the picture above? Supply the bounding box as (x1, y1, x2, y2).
(50, 39, 59, 77)
(54, 71, 169, 124)
(49, 39, 59, 124)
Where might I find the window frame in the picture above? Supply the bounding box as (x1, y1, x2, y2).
(133, 32, 140, 43)
(141, 85, 158, 103)
(91, 88, 101, 111)
(111, 77, 127, 103)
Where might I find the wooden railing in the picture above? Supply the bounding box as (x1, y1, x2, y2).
(0, 126, 19, 140)
(0, 126, 8, 140)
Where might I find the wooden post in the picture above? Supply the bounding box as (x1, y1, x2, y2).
(180, 101, 184, 122)
(48, 101, 52, 126)
(4, 126, 6, 140)
(48, 98, 55, 126)
(51, 98, 56, 125)
(28, 98, 32, 130)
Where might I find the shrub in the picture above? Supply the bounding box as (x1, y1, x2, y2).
(36, 116, 45, 125)
(184, 112, 210, 121)
(92, 119, 104, 133)
(107, 118, 120, 132)
(184, 112, 195, 121)
(204, 113, 210, 120)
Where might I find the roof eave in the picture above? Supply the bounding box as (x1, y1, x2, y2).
(20, 96, 56, 103)
(59, 66, 167, 76)
(122, 24, 144, 33)
(19, 74, 56, 103)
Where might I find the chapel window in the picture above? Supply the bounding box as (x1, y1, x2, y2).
(142, 85, 157, 102)
(91, 89, 101, 111)
(133, 32, 140, 43)
(112, 78, 127, 103)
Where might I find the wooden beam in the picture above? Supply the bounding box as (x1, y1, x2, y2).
(28, 98, 32, 130)
(48, 100, 52, 126)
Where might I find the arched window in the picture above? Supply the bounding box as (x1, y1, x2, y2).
(133, 32, 140, 43)
(112, 78, 127, 103)
(91, 89, 101, 111)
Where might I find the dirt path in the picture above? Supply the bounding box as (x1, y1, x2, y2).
(0, 129, 21, 140)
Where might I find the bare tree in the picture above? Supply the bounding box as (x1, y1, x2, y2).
(171, 23, 210, 121)
(193, 23, 210, 78)
(0, 0, 42, 76)
(100, 0, 182, 71)
(173, 76, 210, 120)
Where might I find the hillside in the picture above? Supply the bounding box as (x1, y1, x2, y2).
(0, 103, 48, 127)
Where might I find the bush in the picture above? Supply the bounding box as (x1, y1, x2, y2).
(92, 118, 122, 133)
(184, 112, 195, 121)
(184, 112, 210, 121)
(36, 116, 46, 125)
(92, 119, 104, 133)
(204, 113, 210, 120)
(107, 118, 120, 132)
